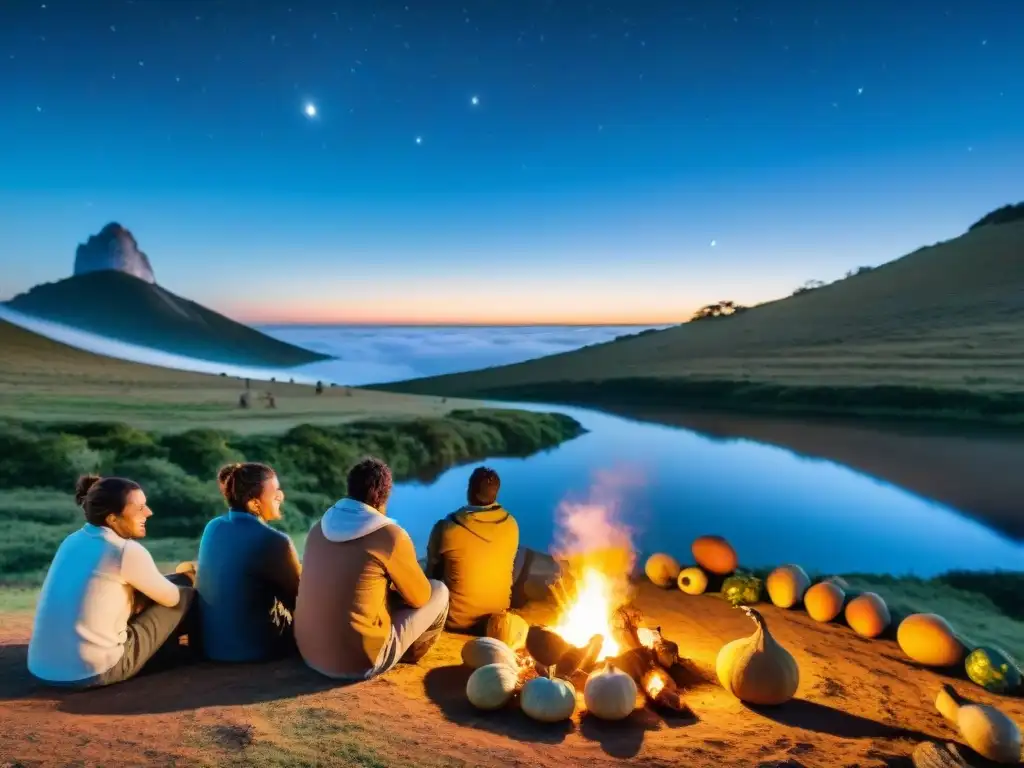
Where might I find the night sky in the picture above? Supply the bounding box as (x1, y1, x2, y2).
(1, 1, 1021, 324)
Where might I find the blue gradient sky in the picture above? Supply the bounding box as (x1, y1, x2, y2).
(1, 1, 1022, 324)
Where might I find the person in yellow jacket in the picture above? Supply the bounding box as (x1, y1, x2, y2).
(425, 467, 519, 632)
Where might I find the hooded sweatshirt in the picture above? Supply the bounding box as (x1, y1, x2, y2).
(425, 504, 519, 631)
(294, 498, 431, 679)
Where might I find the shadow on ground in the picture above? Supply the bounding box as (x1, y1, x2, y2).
(751, 699, 937, 742)
(1, 643, 341, 715)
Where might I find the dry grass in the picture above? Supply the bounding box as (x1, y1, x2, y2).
(381, 221, 1024, 422)
(0, 318, 482, 433)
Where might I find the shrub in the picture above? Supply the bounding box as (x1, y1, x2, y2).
(159, 429, 245, 478)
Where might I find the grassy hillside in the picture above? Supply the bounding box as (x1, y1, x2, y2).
(0, 316, 497, 431)
(378, 220, 1024, 424)
(5, 270, 330, 367)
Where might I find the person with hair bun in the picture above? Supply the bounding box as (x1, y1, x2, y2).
(28, 475, 196, 688)
(195, 462, 301, 662)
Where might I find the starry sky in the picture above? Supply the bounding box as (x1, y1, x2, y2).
(1, 0, 1022, 325)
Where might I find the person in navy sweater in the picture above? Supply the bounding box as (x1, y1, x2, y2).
(196, 462, 302, 662)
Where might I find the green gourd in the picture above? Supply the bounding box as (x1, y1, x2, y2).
(521, 668, 577, 722)
(965, 647, 1022, 695)
(461, 637, 518, 671)
(722, 572, 762, 607)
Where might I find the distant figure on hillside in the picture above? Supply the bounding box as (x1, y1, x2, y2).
(425, 467, 519, 632)
(28, 476, 197, 688)
(264, 391, 276, 409)
(238, 391, 251, 409)
(294, 457, 449, 680)
(195, 463, 301, 663)
(315, 380, 324, 395)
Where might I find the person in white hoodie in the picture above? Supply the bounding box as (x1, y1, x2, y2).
(294, 457, 449, 680)
(28, 475, 196, 688)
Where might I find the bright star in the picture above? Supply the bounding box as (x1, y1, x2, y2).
(857, 87, 864, 95)
(710, 240, 717, 247)
(470, 95, 480, 106)
(415, 136, 423, 145)
(304, 102, 317, 118)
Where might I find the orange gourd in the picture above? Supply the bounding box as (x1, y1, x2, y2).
(844, 592, 890, 638)
(691, 535, 738, 575)
(804, 580, 845, 622)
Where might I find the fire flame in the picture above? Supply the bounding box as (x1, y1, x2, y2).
(547, 470, 642, 661)
(644, 669, 667, 698)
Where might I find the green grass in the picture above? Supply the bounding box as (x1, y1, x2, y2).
(0, 409, 583, 583)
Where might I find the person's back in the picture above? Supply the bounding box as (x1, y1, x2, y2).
(426, 467, 518, 632)
(197, 464, 301, 663)
(294, 457, 448, 680)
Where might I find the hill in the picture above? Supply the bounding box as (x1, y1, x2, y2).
(5, 271, 330, 368)
(377, 219, 1024, 424)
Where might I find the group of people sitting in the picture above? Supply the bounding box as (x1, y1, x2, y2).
(27, 458, 525, 688)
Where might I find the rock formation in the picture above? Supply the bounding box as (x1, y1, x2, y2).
(73, 223, 156, 283)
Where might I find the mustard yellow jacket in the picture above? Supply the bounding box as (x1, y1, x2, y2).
(425, 504, 519, 631)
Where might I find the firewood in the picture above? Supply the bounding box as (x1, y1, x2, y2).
(526, 625, 570, 667)
(641, 667, 692, 716)
(611, 605, 644, 651)
(554, 634, 603, 678)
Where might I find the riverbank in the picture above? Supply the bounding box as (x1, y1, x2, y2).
(595, 405, 1024, 543)
(1, 578, 1021, 767)
(0, 408, 584, 583)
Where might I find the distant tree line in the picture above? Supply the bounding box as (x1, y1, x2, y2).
(690, 300, 748, 322)
(968, 202, 1024, 232)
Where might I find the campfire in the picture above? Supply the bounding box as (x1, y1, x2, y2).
(516, 479, 692, 715)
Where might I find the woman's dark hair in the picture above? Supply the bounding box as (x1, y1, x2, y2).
(75, 475, 142, 527)
(347, 457, 392, 510)
(467, 466, 500, 506)
(218, 462, 276, 512)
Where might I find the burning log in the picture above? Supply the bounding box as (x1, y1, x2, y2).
(526, 625, 570, 667)
(611, 605, 645, 651)
(636, 625, 680, 669)
(642, 666, 691, 715)
(554, 634, 603, 678)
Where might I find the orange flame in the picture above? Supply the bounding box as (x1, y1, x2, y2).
(548, 469, 643, 661)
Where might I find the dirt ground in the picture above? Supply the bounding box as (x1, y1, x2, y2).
(2, 582, 1022, 768)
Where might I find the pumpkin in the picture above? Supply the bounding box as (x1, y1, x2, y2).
(677, 567, 709, 595)
(845, 592, 891, 638)
(691, 535, 738, 575)
(521, 668, 577, 722)
(722, 572, 762, 607)
(461, 637, 519, 670)
(897, 614, 966, 667)
(935, 684, 1022, 764)
(965, 647, 1023, 695)
(644, 553, 681, 587)
(584, 663, 638, 721)
(765, 565, 810, 609)
(486, 611, 529, 651)
(716, 606, 800, 706)
(526, 625, 571, 667)
(804, 580, 845, 623)
(466, 663, 519, 710)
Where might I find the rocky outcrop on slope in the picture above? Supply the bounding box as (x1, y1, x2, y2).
(73, 223, 156, 283)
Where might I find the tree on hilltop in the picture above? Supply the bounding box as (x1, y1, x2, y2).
(690, 300, 748, 322)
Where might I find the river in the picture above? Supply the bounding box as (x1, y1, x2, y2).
(386, 402, 1023, 578)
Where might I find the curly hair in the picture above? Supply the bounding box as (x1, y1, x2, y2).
(347, 457, 393, 511)
(467, 466, 500, 506)
(75, 474, 142, 527)
(217, 462, 276, 512)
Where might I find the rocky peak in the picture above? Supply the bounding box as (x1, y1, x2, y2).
(73, 223, 156, 284)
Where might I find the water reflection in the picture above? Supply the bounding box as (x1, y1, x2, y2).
(387, 404, 1022, 577)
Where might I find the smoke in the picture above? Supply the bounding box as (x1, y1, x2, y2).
(551, 466, 646, 579)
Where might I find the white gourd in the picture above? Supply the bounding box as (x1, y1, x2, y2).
(584, 663, 638, 721)
(461, 637, 519, 670)
(935, 684, 1022, 765)
(716, 606, 800, 706)
(466, 663, 519, 711)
